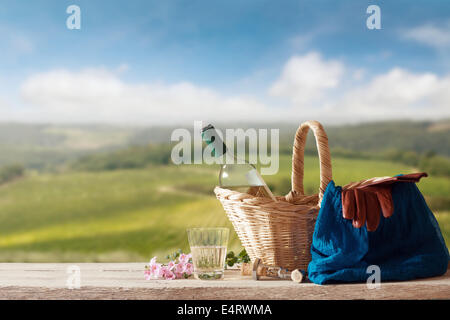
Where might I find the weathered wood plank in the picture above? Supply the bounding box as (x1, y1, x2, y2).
(0, 263, 449, 300)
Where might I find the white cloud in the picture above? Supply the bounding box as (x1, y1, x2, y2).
(19, 68, 277, 124)
(0, 97, 9, 114)
(267, 53, 450, 122)
(269, 52, 344, 105)
(4, 52, 449, 125)
(333, 68, 450, 121)
(401, 22, 450, 48)
(0, 92, 22, 121)
(351, 68, 366, 81)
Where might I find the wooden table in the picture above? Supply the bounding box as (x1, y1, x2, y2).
(0, 263, 449, 300)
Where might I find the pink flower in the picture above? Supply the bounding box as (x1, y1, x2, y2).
(149, 257, 157, 265)
(157, 266, 174, 280)
(167, 260, 175, 271)
(183, 263, 193, 275)
(175, 263, 184, 274)
(145, 256, 162, 279)
(158, 265, 169, 278)
(145, 253, 194, 280)
(164, 269, 176, 280)
(149, 263, 161, 278)
(179, 253, 191, 264)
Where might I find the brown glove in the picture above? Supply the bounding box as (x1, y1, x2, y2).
(342, 173, 427, 232)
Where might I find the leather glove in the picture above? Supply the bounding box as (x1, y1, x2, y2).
(342, 173, 427, 232)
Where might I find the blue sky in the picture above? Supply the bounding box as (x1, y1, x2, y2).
(0, 0, 449, 124)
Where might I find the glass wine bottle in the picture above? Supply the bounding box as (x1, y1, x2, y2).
(202, 124, 276, 201)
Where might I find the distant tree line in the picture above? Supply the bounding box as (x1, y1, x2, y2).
(0, 164, 25, 184)
(279, 146, 450, 177)
(71, 141, 450, 177)
(329, 148, 449, 177)
(71, 144, 172, 171)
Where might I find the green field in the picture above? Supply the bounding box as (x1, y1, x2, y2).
(0, 155, 448, 262)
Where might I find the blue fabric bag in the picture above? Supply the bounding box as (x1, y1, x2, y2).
(308, 178, 449, 284)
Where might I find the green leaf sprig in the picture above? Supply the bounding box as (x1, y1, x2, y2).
(226, 249, 250, 267)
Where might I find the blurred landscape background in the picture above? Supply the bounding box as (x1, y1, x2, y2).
(0, 119, 448, 262)
(0, 1, 449, 261)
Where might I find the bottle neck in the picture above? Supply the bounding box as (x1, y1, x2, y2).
(202, 125, 253, 166)
(202, 125, 227, 158)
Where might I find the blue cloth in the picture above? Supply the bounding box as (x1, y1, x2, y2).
(308, 180, 449, 284)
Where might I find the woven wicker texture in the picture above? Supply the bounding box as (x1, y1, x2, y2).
(215, 120, 333, 271)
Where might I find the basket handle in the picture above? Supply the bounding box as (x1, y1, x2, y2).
(290, 120, 332, 205)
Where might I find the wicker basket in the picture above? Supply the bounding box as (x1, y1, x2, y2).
(214, 120, 333, 271)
